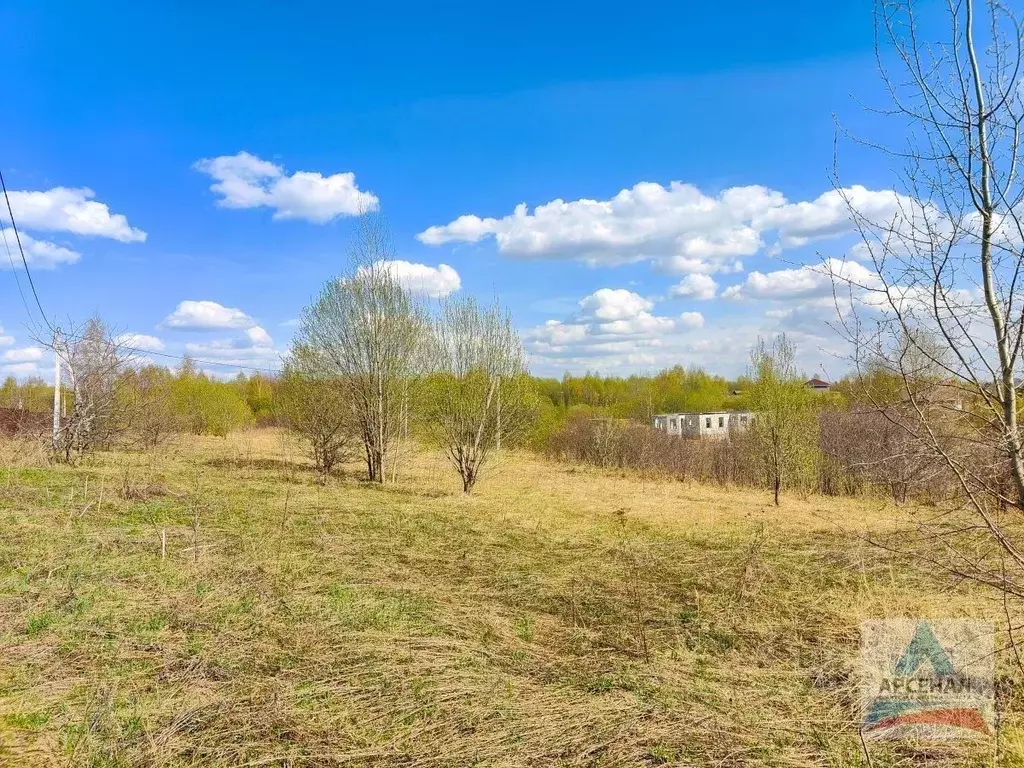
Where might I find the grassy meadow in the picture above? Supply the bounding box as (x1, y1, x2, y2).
(0, 429, 1020, 766)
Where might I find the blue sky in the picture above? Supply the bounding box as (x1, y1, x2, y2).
(1, 1, 923, 380)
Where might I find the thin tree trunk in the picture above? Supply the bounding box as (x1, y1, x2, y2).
(965, 0, 1024, 507)
(376, 371, 385, 484)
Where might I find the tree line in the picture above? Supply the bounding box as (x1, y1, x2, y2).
(0, 298, 983, 509)
(1, 310, 893, 508)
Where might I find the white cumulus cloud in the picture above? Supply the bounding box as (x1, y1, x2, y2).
(669, 274, 718, 300)
(526, 288, 839, 376)
(723, 259, 880, 301)
(3, 346, 43, 363)
(180, 321, 278, 370)
(115, 333, 165, 352)
(163, 300, 256, 331)
(678, 311, 705, 329)
(525, 288, 710, 372)
(245, 326, 273, 347)
(1, 362, 41, 377)
(362, 260, 461, 297)
(418, 181, 902, 275)
(194, 151, 379, 224)
(0, 230, 81, 270)
(6, 187, 146, 242)
(579, 288, 654, 321)
(183, 338, 280, 370)
(753, 186, 910, 249)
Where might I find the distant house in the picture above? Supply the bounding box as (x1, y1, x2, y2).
(652, 411, 753, 438)
(805, 377, 831, 391)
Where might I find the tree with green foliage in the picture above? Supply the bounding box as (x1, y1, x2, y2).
(171, 358, 253, 437)
(0, 376, 53, 412)
(747, 335, 819, 505)
(535, 366, 735, 424)
(236, 373, 278, 426)
(426, 295, 535, 493)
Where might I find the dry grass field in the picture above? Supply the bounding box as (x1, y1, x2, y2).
(0, 429, 1020, 766)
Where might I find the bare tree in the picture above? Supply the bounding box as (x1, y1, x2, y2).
(747, 335, 819, 506)
(294, 215, 429, 483)
(427, 295, 534, 493)
(53, 317, 138, 463)
(277, 348, 356, 479)
(833, 0, 1024, 595)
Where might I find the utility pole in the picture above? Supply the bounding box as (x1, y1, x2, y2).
(52, 329, 61, 450)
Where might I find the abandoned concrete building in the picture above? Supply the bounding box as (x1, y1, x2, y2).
(652, 411, 754, 438)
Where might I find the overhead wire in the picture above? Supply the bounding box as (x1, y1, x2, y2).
(0, 168, 53, 333)
(0, 219, 36, 330)
(0, 166, 283, 375)
(120, 345, 284, 375)
(50, 326, 285, 375)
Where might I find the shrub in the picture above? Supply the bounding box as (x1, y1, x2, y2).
(545, 413, 760, 486)
(171, 367, 254, 437)
(276, 366, 354, 477)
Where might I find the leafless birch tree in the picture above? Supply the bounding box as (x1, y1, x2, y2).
(52, 317, 138, 463)
(293, 215, 429, 483)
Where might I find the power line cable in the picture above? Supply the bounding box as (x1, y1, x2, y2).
(121, 345, 283, 374)
(0, 168, 53, 333)
(55, 328, 283, 374)
(0, 168, 281, 374)
(0, 220, 35, 328)
(51, 323, 285, 374)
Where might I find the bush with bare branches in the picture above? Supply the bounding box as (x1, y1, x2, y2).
(426, 296, 535, 493)
(277, 352, 356, 478)
(52, 317, 140, 463)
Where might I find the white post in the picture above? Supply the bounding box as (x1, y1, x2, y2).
(496, 375, 502, 451)
(52, 330, 61, 449)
